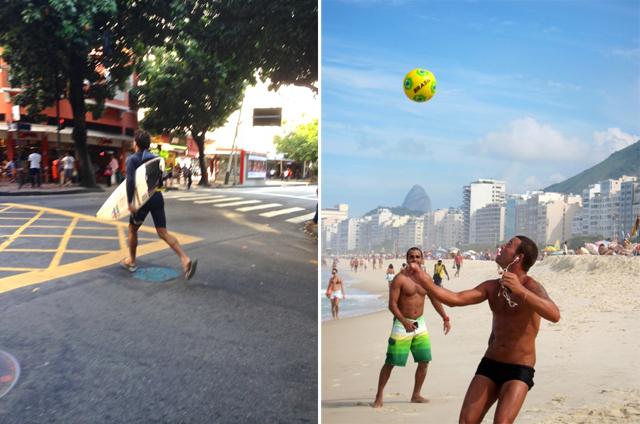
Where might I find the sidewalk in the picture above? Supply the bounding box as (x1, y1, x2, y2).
(0, 176, 317, 196)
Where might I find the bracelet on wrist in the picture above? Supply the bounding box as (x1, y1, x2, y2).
(444, 316, 450, 322)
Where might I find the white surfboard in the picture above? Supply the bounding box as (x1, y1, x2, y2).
(96, 157, 165, 220)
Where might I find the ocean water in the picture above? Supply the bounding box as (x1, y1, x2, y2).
(320, 270, 387, 321)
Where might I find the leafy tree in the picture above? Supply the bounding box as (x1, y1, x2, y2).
(189, 0, 318, 93)
(0, 0, 185, 187)
(135, 44, 247, 186)
(135, 0, 317, 185)
(274, 119, 318, 176)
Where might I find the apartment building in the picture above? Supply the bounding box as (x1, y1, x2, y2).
(462, 179, 506, 244)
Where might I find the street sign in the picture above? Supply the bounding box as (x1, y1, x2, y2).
(8, 123, 31, 131)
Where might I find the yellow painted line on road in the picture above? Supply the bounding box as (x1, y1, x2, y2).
(0, 210, 45, 252)
(0, 203, 202, 293)
(49, 216, 79, 269)
(118, 225, 128, 251)
(0, 267, 42, 272)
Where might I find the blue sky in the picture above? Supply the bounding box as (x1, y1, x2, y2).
(320, 0, 640, 218)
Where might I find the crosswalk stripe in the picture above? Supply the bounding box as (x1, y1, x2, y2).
(178, 195, 222, 201)
(260, 207, 306, 217)
(285, 213, 316, 223)
(163, 193, 206, 199)
(214, 200, 261, 208)
(196, 197, 242, 204)
(236, 203, 282, 212)
(192, 196, 229, 203)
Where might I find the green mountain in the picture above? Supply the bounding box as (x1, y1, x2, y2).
(543, 140, 640, 195)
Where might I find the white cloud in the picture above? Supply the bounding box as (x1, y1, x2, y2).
(472, 117, 588, 162)
(546, 172, 566, 185)
(593, 127, 638, 150)
(611, 48, 640, 59)
(547, 81, 582, 91)
(591, 128, 639, 161)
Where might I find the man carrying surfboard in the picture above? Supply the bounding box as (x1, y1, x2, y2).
(120, 130, 197, 280)
(404, 236, 560, 423)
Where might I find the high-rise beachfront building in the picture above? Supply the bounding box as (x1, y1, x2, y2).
(462, 179, 506, 245)
(433, 209, 463, 250)
(337, 216, 370, 253)
(321, 203, 349, 254)
(578, 176, 638, 240)
(369, 208, 393, 246)
(517, 193, 581, 246)
(472, 203, 506, 246)
(422, 209, 448, 250)
(397, 216, 424, 252)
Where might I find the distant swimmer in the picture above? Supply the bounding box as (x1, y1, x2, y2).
(325, 268, 345, 320)
(404, 236, 560, 423)
(373, 247, 451, 409)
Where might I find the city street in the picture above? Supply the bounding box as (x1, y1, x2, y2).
(0, 184, 318, 423)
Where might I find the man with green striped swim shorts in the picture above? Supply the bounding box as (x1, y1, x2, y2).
(373, 247, 451, 409)
(386, 315, 432, 366)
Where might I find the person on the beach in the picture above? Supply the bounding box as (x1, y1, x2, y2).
(433, 259, 449, 287)
(386, 264, 395, 286)
(404, 236, 561, 423)
(454, 252, 463, 277)
(120, 130, 197, 280)
(373, 247, 451, 409)
(325, 268, 345, 320)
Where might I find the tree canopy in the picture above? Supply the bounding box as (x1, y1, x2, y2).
(0, 0, 186, 187)
(274, 119, 318, 164)
(0, 0, 317, 187)
(135, 43, 247, 185)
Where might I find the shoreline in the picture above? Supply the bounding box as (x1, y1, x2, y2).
(322, 256, 640, 423)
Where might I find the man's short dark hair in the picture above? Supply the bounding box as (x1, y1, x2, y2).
(406, 247, 423, 261)
(134, 130, 151, 151)
(515, 235, 538, 272)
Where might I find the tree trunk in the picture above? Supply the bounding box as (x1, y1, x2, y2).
(69, 51, 96, 188)
(191, 130, 209, 186)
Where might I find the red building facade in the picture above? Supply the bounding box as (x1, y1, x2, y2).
(0, 51, 138, 183)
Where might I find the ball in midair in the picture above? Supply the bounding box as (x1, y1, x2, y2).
(403, 69, 437, 103)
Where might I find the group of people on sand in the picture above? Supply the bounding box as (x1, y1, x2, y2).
(369, 236, 560, 423)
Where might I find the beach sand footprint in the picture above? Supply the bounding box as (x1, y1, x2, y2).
(551, 396, 569, 406)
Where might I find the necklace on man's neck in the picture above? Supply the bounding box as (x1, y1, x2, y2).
(497, 257, 519, 307)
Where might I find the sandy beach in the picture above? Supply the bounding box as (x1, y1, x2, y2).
(321, 256, 640, 423)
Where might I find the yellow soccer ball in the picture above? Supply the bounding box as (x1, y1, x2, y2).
(403, 69, 437, 102)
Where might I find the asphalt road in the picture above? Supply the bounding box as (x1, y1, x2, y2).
(0, 184, 318, 423)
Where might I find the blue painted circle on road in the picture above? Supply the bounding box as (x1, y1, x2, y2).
(132, 267, 179, 283)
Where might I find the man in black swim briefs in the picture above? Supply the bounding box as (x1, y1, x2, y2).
(120, 130, 197, 280)
(404, 236, 560, 423)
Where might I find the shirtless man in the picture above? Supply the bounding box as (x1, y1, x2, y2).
(404, 236, 560, 423)
(325, 268, 345, 320)
(373, 247, 451, 408)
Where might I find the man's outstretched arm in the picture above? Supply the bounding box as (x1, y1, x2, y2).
(405, 263, 487, 307)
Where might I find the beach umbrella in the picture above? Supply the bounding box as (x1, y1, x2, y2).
(449, 247, 460, 251)
(542, 246, 557, 252)
(468, 250, 476, 254)
(437, 247, 448, 253)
